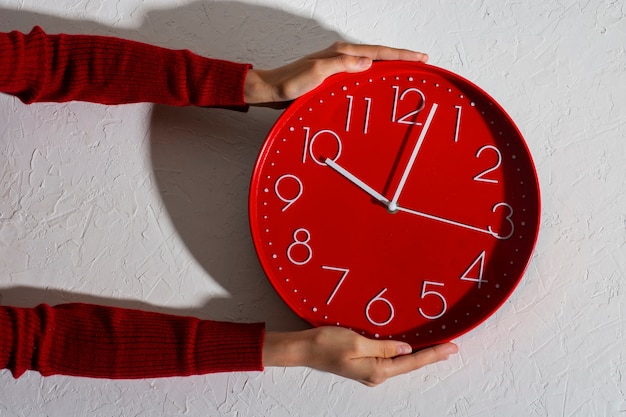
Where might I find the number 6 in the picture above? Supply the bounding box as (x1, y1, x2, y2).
(365, 288, 395, 327)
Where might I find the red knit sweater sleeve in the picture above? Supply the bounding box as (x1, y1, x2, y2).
(0, 28, 264, 379)
(0, 303, 265, 379)
(0, 26, 251, 108)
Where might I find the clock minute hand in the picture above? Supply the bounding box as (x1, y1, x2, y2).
(325, 158, 390, 206)
(388, 103, 438, 212)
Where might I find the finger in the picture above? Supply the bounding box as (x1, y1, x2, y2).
(384, 343, 458, 377)
(328, 42, 429, 63)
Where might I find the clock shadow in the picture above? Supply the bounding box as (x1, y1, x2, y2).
(146, 2, 345, 331)
(0, 3, 343, 331)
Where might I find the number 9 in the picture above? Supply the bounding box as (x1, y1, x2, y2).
(274, 174, 303, 212)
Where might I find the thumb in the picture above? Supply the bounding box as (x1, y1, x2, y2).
(342, 55, 373, 72)
(364, 339, 414, 359)
(318, 55, 373, 78)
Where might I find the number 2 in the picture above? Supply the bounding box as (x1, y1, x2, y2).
(474, 145, 502, 183)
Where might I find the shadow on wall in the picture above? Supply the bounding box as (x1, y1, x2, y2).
(0, 2, 343, 331)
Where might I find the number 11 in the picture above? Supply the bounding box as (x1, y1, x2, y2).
(346, 95, 372, 134)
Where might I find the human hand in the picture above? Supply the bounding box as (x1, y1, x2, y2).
(262, 326, 457, 387)
(243, 42, 428, 108)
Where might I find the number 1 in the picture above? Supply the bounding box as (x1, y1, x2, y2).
(454, 105, 462, 142)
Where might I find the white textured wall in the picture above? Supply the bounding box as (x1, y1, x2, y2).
(1, 0, 625, 415)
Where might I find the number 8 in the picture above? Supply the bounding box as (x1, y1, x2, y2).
(287, 228, 313, 266)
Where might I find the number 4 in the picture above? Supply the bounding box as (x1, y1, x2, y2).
(460, 251, 487, 288)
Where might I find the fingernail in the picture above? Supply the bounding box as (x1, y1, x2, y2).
(358, 57, 373, 68)
(443, 343, 459, 355)
(398, 344, 413, 355)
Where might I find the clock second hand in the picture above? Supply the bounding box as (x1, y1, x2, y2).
(324, 158, 390, 207)
(395, 205, 495, 237)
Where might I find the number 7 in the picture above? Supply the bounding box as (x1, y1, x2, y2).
(322, 266, 350, 305)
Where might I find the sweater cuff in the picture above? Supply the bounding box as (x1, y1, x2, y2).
(191, 55, 252, 111)
(195, 320, 265, 373)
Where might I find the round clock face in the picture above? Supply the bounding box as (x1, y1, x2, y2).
(249, 61, 540, 349)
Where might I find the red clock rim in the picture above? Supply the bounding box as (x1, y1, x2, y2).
(248, 61, 542, 348)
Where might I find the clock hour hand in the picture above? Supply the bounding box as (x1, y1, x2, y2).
(388, 103, 438, 212)
(325, 158, 390, 207)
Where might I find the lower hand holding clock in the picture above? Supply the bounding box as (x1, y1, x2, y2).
(263, 327, 458, 387)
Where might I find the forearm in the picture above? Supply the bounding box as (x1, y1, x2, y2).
(0, 26, 251, 108)
(0, 303, 264, 379)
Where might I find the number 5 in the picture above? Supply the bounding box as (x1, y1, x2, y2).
(418, 281, 447, 320)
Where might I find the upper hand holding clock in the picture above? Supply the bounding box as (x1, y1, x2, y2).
(243, 42, 428, 108)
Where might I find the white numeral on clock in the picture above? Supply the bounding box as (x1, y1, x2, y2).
(274, 174, 303, 212)
(346, 96, 372, 134)
(474, 145, 502, 184)
(418, 281, 447, 320)
(488, 203, 515, 240)
(287, 228, 313, 265)
(321, 266, 350, 305)
(302, 127, 342, 165)
(460, 251, 487, 288)
(365, 288, 395, 327)
(454, 105, 462, 142)
(391, 86, 426, 125)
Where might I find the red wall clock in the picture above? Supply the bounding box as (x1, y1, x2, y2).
(249, 61, 540, 349)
